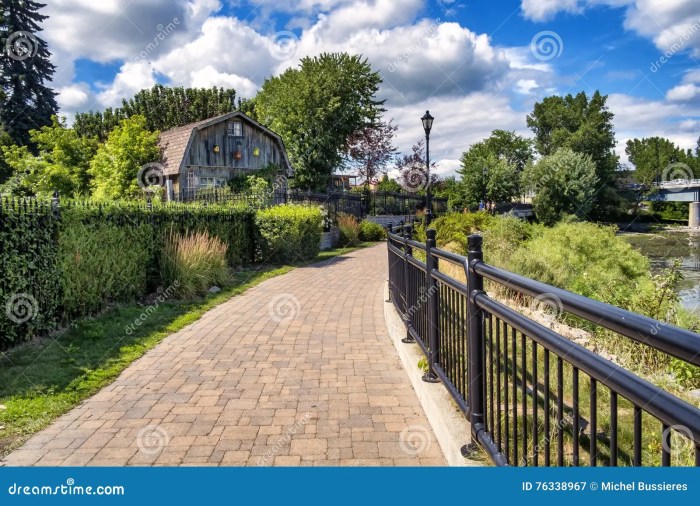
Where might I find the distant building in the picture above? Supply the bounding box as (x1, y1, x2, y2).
(158, 111, 293, 195)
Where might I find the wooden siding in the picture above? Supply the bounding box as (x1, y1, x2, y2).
(185, 120, 283, 172)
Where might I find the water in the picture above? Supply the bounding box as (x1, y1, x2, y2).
(623, 231, 700, 313)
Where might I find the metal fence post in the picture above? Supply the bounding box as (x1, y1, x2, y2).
(386, 223, 393, 303)
(423, 229, 440, 383)
(467, 234, 486, 438)
(401, 225, 414, 344)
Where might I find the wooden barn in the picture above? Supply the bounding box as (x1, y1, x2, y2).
(158, 111, 293, 195)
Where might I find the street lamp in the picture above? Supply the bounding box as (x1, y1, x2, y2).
(421, 110, 434, 225)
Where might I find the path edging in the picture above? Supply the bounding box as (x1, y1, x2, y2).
(383, 282, 481, 467)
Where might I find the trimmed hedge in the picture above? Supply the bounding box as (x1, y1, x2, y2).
(359, 220, 386, 242)
(0, 199, 321, 349)
(256, 204, 323, 263)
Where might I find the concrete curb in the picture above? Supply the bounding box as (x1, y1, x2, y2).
(383, 282, 482, 467)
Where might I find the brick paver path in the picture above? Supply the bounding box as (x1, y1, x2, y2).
(2, 245, 444, 466)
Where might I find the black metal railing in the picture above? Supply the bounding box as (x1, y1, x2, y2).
(387, 224, 700, 467)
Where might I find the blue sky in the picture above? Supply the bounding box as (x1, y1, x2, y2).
(40, 0, 700, 175)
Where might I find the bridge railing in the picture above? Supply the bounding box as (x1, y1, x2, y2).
(387, 225, 700, 467)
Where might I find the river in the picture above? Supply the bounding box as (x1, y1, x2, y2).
(623, 231, 700, 313)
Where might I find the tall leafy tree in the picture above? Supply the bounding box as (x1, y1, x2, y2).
(1, 116, 97, 197)
(0, 126, 13, 183)
(0, 0, 58, 146)
(524, 148, 599, 225)
(89, 116, 160, 200)
(527, 91, 618, 185)
(458, 139, 522, 209)
(74, 85, 237, 140)
(625, 136, 691, 185)
(345, 120, 398, 183)
(255, 53, 384, 191)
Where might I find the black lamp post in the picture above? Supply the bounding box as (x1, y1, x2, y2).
(421, 110, 434, 225)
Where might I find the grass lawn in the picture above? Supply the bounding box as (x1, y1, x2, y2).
(0, 243, 375, 458)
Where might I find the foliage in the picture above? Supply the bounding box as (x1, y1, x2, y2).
(395, 139, 437, 194)
(625, 136, 693, 185)
(337, 214, 361, 246)
(376, 174, 403, 193)
(345, 120, 398, 182)
(58, 205, 153, 317)
(0, 0, 58, 146)
(0, 199, 60, 347)
(1, 117, 97, 197)
(255, 53, 384, 191)
(416, 211, 494, 250)
(527, 91, 618, 185)
(255, 204, 323, 263)
(524, 148, 599, 225)
(161, 230, 229, 298)
(0, 127, 13, 184)
(74, 85, 237, 140)
(89, 116, 160, 199)
(458, 146, 521, 210)
(359, 220, 386, 242)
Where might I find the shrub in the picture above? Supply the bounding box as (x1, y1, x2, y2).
(359, 220, 386, 242)
(160, 230, 229, 297)
(337, 214, 361, 246)
(256, 204, 323, 263)
(416, 211, 493, 249)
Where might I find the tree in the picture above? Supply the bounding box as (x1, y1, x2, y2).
(89, 116, 160, 200)
(478, 129, 533, 172)
(0, 126, 13, 183)
(255, 53, 384, 191)
(626, 137, 692, 185)
(1, 116, 97, 197)
(0, 0, 58, 146)
(527, 91, 618, 185)
(458, 141, 521, 209)
(345, 120, 398, 183)
(524, 148, 599, 225)
(74, 85, 237, 140)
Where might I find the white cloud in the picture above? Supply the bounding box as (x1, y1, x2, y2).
(515, 79, 540, 94)
(96, 61, 157, 108)
(520, 0, 580, 21)
(189, 65, 260, 98)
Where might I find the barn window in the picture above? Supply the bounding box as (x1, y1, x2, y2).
(186, 170, 196, 190)
(227, 121, 242, 137)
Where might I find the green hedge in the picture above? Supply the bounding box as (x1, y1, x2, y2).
(256, 204, 323, 263)
(0, 199, 60, 347)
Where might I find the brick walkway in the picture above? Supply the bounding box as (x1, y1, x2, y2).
(1, 244, 444, 466)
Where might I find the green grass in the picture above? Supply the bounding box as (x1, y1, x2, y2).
(0, 243, 374, 458)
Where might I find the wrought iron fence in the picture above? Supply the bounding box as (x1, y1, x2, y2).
(387, 224, 700, 467)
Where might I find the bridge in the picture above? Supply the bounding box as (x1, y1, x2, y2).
(650, 181, 700, 227)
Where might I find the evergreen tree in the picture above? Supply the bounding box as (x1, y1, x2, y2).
(0, 0, 58, 146)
